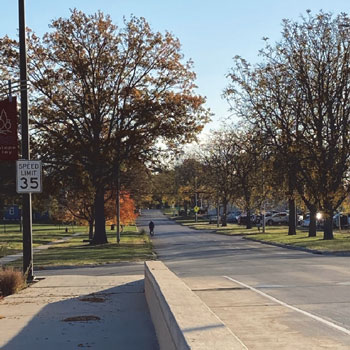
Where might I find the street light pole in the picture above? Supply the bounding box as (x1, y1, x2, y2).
(19, 0, 34, 281)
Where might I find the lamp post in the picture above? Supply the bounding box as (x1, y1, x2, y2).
(19, 0, 34, 281)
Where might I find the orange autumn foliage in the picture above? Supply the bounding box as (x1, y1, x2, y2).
(106, 191, 138, 226)
(120, 192, 138, 225)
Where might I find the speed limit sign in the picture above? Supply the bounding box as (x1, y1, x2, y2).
(16, 160, 42, 193)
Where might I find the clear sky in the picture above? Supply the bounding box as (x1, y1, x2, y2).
(1, 0, 350, 133)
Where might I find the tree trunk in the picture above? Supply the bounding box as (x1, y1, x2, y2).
(92, 187, 108, 245)
(216, 198, 220, 227)
(287, 165, 297, 235)
(323, 208, 334, 240)
(308, 207, 317, 237)
(184, 201, 188, 216)
(88, 219, 94, 240)
(222, 196, 227, 227)
(246, 207, 252, 229)
(288, 198, 296, 235)
(116, 163, 121, 244)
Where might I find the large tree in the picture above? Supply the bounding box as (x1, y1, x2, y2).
(225, 11, 350, 239)
(1, 10, 209, 244)
(173, 157, 205, 215)
(280, 12, 350, 239)
(200, 130, 237, 226)
(229, 128, 265, 229)
(202, 127, 264, 229)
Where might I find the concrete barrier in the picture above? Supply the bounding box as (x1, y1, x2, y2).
(144, 261, 247, 350)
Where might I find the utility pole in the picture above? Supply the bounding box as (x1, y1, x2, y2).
(217, 195, 220, 228)
(116, 162, 121, 244)
(194, 176, 198, 223)
(19, 0, 34, 281)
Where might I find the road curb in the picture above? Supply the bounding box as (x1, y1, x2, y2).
(144, 261, 247, 350)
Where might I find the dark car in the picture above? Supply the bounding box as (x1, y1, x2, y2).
(208, 215, 221, 224)
(227, 211, 241, 223)
(237, 214, 255, 225)
(333, 213, 350, 228)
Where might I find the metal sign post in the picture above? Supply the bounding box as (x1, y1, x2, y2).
(194, 205, 199, 223)
(19, 0, 34, 281)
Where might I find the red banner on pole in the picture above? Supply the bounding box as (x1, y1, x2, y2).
(0, 97, 18, 161)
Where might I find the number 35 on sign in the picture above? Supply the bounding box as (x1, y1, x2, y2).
(16, 160, 42, 193)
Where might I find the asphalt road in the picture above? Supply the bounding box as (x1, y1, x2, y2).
(138, 209, 350, 349)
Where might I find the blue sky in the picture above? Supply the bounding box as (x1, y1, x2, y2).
(1, 0, 350, 132)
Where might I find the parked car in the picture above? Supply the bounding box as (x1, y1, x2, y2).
(254, 212, 272, 225)
(259, 212, 273, 224)
(301, 212, 323, 228)
(237, 213, 255, 225)
(208, 215, 221, 224)
(333, 213, 350, 228)
(227, 211, 241, 223)
(265, 212, 289, 225)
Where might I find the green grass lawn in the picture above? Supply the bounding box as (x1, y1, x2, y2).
(171, 215, 350, 253)
(248, 229, 350, 252)
(0, 223, 82, 257)
(6, 225, 154, 269)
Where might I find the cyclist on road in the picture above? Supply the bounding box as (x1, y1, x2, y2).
(149, 221, 155, 236)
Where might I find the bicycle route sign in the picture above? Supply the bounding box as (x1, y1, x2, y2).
(16, 160, 42, 193)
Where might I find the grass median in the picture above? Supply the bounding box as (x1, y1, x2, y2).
(3, 224, 155, 269)
(171, 215, 350, 253)
(247, 229, 350, 252)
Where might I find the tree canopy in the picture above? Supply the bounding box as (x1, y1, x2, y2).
(0, 9, 210, 243)
(225, 11, 350, 239)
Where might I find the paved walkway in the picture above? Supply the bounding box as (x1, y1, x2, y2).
(0, 230, 159, 349)
(0, 264, 159, 350)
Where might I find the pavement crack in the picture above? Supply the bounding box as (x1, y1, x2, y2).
(211, 303, 275, 308)
(192, 287, 248, 292)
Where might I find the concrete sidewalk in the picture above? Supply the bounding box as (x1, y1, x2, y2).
(0, 264, 159, 350)
(183, 276, 350, 350)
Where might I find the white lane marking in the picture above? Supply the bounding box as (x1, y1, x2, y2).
(337, 282, 350, 286)
(223, 276, 350, 336)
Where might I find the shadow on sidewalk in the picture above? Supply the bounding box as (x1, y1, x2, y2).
(1, 280, 159, 350)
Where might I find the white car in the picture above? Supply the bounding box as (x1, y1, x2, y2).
(301, 212, 323, 227)
(265, 212, 289, 225)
